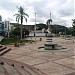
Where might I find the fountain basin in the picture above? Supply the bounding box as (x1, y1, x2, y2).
(44, 43, 57, 50)
(38, 43, 62, 50)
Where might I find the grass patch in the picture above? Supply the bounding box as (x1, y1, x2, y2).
(0, 38, 32, 45)
(0, 38, 19, 45)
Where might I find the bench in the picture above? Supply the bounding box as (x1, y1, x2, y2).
(19, 42, 25, 46)
(14, 42, 25, 47)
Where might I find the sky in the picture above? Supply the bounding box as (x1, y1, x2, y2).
(0, 0, 74, 27)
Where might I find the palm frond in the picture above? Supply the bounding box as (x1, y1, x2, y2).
(72, 19, 75, 24)
(23, 16, 27, 23)
(16, 16, 20, 23)
(23, 12, 29, 17)
(14, 14, 21, 17)
(14, 6, 29, 24)
(16, 6, 19, 9)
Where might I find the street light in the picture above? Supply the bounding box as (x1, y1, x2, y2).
(55, 25, 57, 36)
(8, 21, 10, 38)
(30, 12, 36, 43)
(63, 23, 67, 39)
(65, 24, 66, 39)
(34, 13, 36, 43)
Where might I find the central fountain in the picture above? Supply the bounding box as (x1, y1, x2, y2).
(38, 12, 63, 50)
(44, 38, 62, 50)
(38, 37, 63, 50)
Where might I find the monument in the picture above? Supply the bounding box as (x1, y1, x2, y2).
(44, 12, 62, 50)
(46, 12, 52, 36)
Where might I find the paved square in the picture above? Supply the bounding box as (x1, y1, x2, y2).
(3, 37, 75, 75)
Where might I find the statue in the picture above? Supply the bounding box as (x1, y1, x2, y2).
(46, 12, 52, 36)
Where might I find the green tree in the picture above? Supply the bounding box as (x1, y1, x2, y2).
(72, 19, 75, 36)
(11, 27, 29, 38)
(14, 6, 29, 39)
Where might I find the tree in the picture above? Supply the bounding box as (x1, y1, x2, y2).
(11, 27, 29, 38)
(14, 6, 29, 39)
(72, 19, 75, 36)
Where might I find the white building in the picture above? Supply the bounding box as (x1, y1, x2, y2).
(0, 15, 12, 37)
(4, 21, 11, 37)
(4, 21, 11, 32)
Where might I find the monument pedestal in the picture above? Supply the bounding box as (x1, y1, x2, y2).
(47, 33, 53, 37)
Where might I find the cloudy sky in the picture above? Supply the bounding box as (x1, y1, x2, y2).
(0, 0, 74, 27)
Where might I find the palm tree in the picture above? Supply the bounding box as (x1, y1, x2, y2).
(72, 19, 75, 26)
(14, 6, 29, 39)
(72, 19, 75, 36)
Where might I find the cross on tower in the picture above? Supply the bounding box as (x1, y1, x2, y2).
(50, 12, 51, 19)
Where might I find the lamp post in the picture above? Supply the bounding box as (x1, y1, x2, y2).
(8, 21, 9, 38)
(34, 13, 36, 43)
(56, 25, 57, 36)
(31, 12, 36, 43)
(64, 23, 67, 39)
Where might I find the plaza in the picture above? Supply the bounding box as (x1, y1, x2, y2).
(2, 37, 75, 75)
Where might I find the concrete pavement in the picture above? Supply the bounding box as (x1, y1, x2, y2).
(3, 37, 75, 75)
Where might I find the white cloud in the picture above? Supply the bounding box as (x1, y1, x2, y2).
(0, 0, 74, 27)
(58, 0, 74, 16)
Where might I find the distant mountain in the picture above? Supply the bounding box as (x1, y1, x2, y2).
(10, 23, 20, 27)
(36, 23, 48, 30)
(10, 23, 72, 35)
